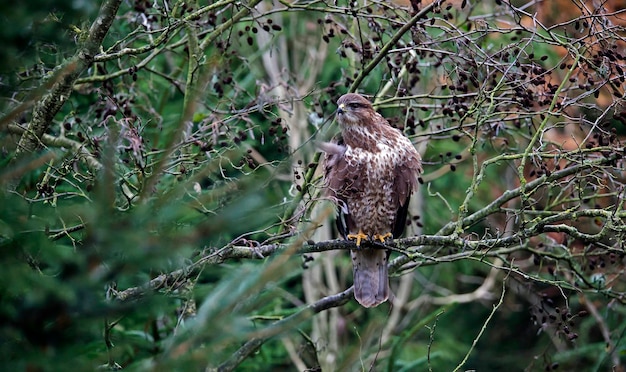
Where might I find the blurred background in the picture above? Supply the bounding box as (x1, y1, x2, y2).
(1, 0, 625, 370)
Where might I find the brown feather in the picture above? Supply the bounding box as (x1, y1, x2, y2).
(352, 249, 389, 307)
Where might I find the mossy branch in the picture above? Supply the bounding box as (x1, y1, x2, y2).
(13, 0, 122, 161)
(215, 287, 352, 372)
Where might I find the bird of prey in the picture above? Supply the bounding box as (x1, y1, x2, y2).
(321, 93, 422, 308)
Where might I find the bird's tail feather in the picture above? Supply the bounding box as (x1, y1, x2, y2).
(351, 249, 389, 307)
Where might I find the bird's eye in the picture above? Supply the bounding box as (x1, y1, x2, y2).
(348, 102, 362, 109)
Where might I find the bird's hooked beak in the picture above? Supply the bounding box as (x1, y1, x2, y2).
(337, 103, 345, 115)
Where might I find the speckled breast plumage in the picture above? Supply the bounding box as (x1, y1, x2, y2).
(342, 144, 402, 237)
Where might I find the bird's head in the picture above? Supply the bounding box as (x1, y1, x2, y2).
(336, 93, 374, 127)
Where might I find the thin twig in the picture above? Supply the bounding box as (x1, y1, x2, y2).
(452, 271, 508, 372)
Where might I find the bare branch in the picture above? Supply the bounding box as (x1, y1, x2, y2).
(215, 287, 352, 372)
(13, 0, 122, 160)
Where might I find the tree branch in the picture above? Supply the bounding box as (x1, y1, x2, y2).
(215, 287, 352, 372)
(114, 205, 625, 304)
(349, 0, 442, 92)
(13, 0, 122, 160)
(8, 123, 102, 173)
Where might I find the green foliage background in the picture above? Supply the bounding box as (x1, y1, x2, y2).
(1, 0, 626, 371)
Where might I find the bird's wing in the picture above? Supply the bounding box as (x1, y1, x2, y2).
(391, 135, 422, 238)
(321, 137, 365, 239)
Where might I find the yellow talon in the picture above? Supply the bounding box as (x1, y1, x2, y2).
(374, 232, 392, 243)
(347, 230, 368, 247)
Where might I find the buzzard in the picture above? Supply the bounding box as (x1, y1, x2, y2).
(321, 93, 422, 308)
